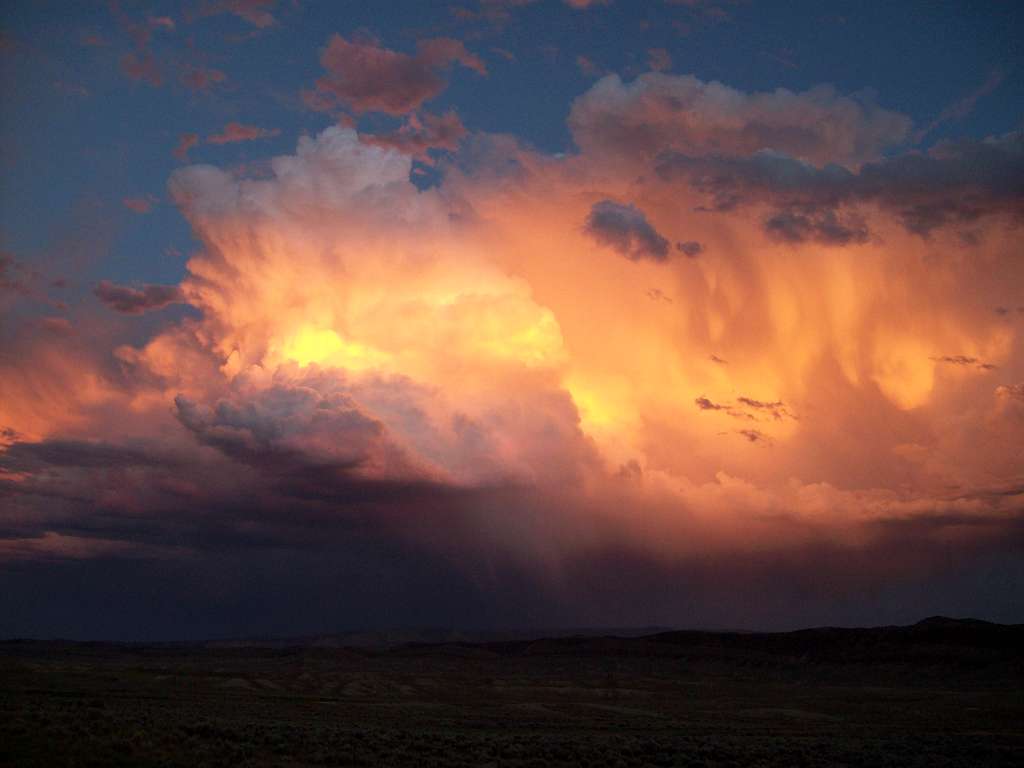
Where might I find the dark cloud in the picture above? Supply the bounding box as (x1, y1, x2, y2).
(695, 396, 725, 410)
(173, 385, 394, 474)
(736, 397, 793, 421)
(94, 281, 184, 314)
(931, 355, 997, 371)
(0, 439, 165, 472)
(0, 429, 468, 561)
(676, 240, 703, 257)
(585, 200, 670, 261)
(656, 132, 1024, 240)
(695, 395, 793, 421)
(763, 206, 869, 245)
(1, 425, 1022, 638)
(311, 35, 485, 116)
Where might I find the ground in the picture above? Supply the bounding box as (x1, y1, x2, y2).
(2, 619, 1022, 767)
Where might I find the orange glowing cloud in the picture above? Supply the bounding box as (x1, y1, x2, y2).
(1, 73, 1022, 607)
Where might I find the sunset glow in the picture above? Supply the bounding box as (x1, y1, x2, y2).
(1, 0, 1022, 638)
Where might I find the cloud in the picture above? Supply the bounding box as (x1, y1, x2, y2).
(180, 66, 227, 92)
(361, 111, 467, 157)
(676, 240, 703, 257)
(172, 378, 416, 479)
(451, 1, 541, 29)
(695, 396, 725, 411)
(4, 64, 1024, 634)
(656, 132, 1024, 239)
(40, 316, 73, 335)
(735, 397, 793, 421)
(576, 55, 601, 77)
(173, 133, 199, 161)
(763, 206, 869, 245)
(0, 252, 34, 296)
(93, 281, 184, 314)
(120, 51, 161, 87)
(122, 196, 155, 214)
(738, 428, 767, 443)
(0, 439, 165, 471)
(695, 395, 793, 422)
(915, 69, 1004, 143)
(931, 355, 998, 371)
(79, 31, 108, 47)
(569, 73, 912, 168)
(584, 200, 671, 261)
(311, 34, 486, 115)
(207, 122, 280, 144)
(996, 383, 1024, 404)
(198, 0, 277, 28)
(647, 48, 671, 72)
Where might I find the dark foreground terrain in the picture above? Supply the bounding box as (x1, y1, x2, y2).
(2, 617, 1023, 767)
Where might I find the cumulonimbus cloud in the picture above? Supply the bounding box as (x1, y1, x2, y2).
(2, 69, 1023, 630)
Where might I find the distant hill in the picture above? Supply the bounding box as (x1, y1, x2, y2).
(5, 617, 1022, 670)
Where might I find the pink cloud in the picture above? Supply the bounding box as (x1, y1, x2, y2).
(173, 133, 199, 161)
(198, 0, 277, 28)
(40, 316, 74, 335)
(120, 51, 162, 87)
(312, 34, 486, 116)
(569, 73, 912, 168)
(207, 122, 280, 145)
(122, 196, 156, 214)
(361, 111, 467, 157)
(576, 55, 600, 76)
(180, 66, 227, 92)
(915, 69, 1005, 143)
(148, 16, 175, 31)
(648, 47, 672, 72)
(79, 30, 108, 47)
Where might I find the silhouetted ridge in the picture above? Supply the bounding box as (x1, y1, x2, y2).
(914, 615, 995, 628)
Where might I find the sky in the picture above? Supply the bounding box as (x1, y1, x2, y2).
(1, 0, 1023, 641)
